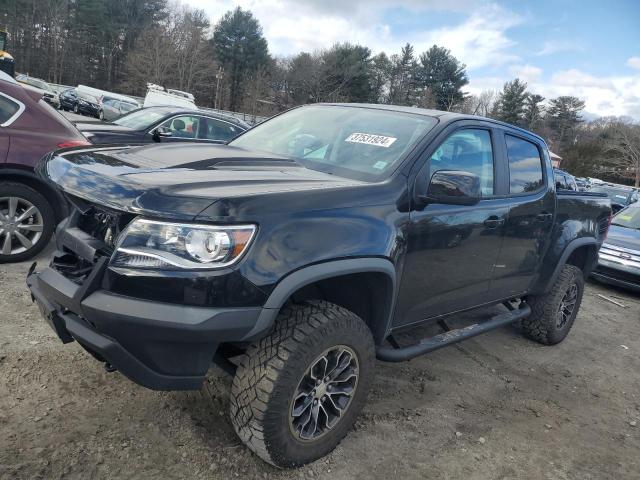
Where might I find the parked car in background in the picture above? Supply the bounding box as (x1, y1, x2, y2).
(574, 177, 589, 191)
(589, 184, 639, 213)
(591, 202, 640, 291)
(0, 71, 90, 262)
(77, 106, 249, 145)
(75, 90, 101, 117)
(99, 97, 138, 121)
(15, 74, 60, 108)
(143, 83, 196, 109)
(58, 88, 79, 112)
(553, 168, 578, 191)
(28, 103, 611, 467)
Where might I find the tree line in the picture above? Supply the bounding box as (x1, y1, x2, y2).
(1, 0, 638, 186)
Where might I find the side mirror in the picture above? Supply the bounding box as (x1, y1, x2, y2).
(153, 127, 172, 141)
(419, 170, 481, 206)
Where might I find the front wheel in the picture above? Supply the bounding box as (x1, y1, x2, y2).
(522, 265, 585, 345)
(0, 182, 55, 263)
(230, 301, 375, 468)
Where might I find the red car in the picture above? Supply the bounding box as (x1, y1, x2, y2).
(0, 72, 90, 262)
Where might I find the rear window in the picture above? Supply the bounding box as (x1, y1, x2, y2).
(505, 134, 545, 194)
(0, 94, 20, 125)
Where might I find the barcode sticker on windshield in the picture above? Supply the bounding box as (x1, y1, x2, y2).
(345, 133, 397, 148)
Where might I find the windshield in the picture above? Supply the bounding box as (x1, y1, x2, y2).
(612, 205, 640, 230)
(113, 109, 167, 129)
(229, 105, 438, 181)
(121, 103, 137, 112)
(30, 78, 51, 91)
(590, 186, 631, 203)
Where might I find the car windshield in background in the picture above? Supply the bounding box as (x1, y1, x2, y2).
(590, 186, 631, 203)
(112, 108, 168, 129)
(612, 205, 640, 230)
(229, 105, 438, 181)
(30, 79, 51, 91)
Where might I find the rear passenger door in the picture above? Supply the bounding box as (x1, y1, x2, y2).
(0, 92, 23, 162)
(202, 117, 243, 143)
(489, 131, 555, 298)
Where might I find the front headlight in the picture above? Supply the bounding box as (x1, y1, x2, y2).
(110, 218, 256, 270)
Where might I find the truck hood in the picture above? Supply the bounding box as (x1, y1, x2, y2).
(605, 224, 640, 252)
(41, 143, 364, 220)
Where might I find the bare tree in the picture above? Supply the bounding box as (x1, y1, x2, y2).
(603, 119, 640, 187)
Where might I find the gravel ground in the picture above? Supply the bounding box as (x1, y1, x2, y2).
(1, 246, 639, 480)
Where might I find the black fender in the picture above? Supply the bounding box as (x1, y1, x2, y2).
(0, 166, 69, 222)
(241, 258, 397, 342)
(543, 237, 598, 293)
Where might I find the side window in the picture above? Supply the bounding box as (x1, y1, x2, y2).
(554, 173, 568, 190)
(428, 129, 494, 196)
(160, 115, 200, 139)
(505, 134, 545, 194)
(203, 118, 241, 142)
(0, 95, 20, 125)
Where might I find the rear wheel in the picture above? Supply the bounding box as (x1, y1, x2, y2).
(230, 301, 375, 468)
(522, 265, 584, 345)
(0, 182, 54, 263)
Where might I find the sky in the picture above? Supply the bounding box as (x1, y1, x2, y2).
(184, 0, 640, 119)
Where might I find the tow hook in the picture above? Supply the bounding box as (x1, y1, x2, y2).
(104, 362, 117, 373)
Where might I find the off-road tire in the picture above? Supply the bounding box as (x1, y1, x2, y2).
(522, 265, 584, 345)
(0, 182, 55, 263)
(229, 300, 375, 468)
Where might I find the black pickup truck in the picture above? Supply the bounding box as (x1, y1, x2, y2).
(27, 104, 611, 467)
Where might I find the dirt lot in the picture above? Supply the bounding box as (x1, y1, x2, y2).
(1, 246, 639, 480)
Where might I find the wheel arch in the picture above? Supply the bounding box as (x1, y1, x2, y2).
(241, 258, 397, 345)
(0, 167, 68, 222)
(543, 237, 598, 294)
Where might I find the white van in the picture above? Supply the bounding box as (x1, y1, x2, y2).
(143, 84, 197, 109)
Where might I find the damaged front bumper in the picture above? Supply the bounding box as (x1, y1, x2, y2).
(26, 257, 262, 390)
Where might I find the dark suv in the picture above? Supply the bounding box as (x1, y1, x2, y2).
(0, 72, 90, 262)
(28, 104, 611, 467)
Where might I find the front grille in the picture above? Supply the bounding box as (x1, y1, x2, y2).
(68, 195, 134, 251)
(53, 196, 135, 283)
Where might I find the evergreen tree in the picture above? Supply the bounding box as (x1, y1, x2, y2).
(523, 93, 545, 132)
(387, 43, 417, 106)
(546, 96, 586, 153)
(417, 45, 468, 110)
(495, 78, 528, 126)
(212, 7, 270, 111)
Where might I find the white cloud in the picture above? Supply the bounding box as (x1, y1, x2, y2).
(508, 64, 543, 83)
(184, 0, 640, 119)
(469, 69, 640, 119)
(535, 40, 583, 56)
(185, 0, 521, 70)
(627, 56, 640, 70)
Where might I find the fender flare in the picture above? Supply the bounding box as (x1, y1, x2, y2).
(544, 237, 598, 293)
(241, 258, 397, 341)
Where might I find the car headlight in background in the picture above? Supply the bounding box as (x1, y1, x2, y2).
(110, 218, 256, 269)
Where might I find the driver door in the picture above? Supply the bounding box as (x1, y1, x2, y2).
(395, 126, 509, 327)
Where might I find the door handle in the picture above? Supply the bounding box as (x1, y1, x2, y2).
(536, 212, 553, 222)
(483, 216, 505, 228)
